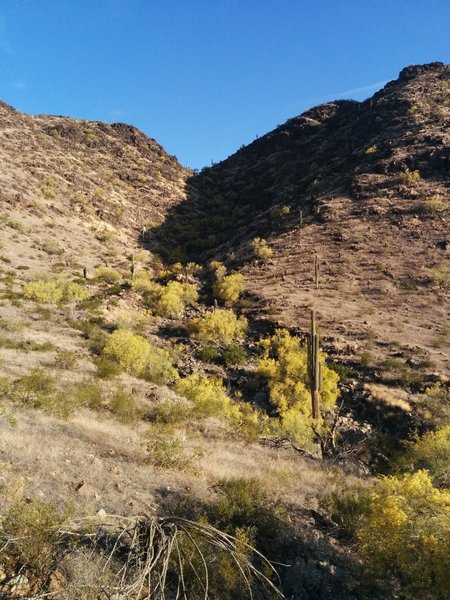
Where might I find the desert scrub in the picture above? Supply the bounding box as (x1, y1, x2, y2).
(102, 329, 177, 383)
(110, 308, 151, 333)
(399, 424, 450, 488)
(175, 373, 239, 420)
(142, 345, 178, 385)
(109, 386, 142, 424)
(54, 348, 78, 369)
(257, 328, 339, 415)
(102, 329, 150, 376)
(10, 367, 56, 408)
(399, 167, 421, 186)
(145, 423, 202, 469)
(364, 144, 377, 154)
(23, 278, 89, 303)
(144, 281, 198, 318)
(213, 273, 245, 305)
(95, 266, 122, 284)
(322, 472, 450, 598)
(178, 477, 288, 562)
(431, 264, 450, 289)
(251, 237, 273, 261)
(418, 194, 447, 214)
(0, 497, 67, 581)
(189, 308, 248, 345)
(131, 271, 154, 294)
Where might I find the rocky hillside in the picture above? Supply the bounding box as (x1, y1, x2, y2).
(0, 99, 190, 275)
(0, 63, 449, 599)
(155, 62, 449, 378)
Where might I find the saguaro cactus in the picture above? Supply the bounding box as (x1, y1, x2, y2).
(314, 254, 319, 290)
(130, 254, 135, 280)
(307, 309, 321, 420)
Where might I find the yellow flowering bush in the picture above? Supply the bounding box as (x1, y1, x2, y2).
(189, 309, 248, 345)
(256, 329, 339, 416)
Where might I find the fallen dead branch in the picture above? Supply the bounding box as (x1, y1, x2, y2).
(58, 514, 285, 600)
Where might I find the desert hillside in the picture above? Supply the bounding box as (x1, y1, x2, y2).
(155, 62, 449, 376)
(0, 63, 449, 600)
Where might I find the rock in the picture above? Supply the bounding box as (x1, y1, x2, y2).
(48, 570, 67, 593)
(96, 508, 107, 519)
(2, 574, 30, 597)
(75, 481, 96, 497)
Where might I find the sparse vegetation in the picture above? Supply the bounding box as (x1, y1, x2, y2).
(418, 194, 447, 214)
(399, 167, 421, 185)
(252, 237, 273, 261)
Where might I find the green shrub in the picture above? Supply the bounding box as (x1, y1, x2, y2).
(23, 279, 89, 304)
(109, 387, 142, 424)
(95, 266, 122, 284)
(364, 145, 377, 155)
(94, 357, 121, 379)
(223, 343, 247, 366)
(0, 497, 66, 579)
(54, 349, 78, 370)
(213, 273, 245, 305)
(142, 346, 178, 385)
(322, 472, 450, 598)
(112, 309, 151, 333)
(320, 481, 372, 540)
(12, 367, 56, 407)
(432, 264, 450, 289)
(206, 477, 287, 559)
(421, 383, 450, 425)
(79, 321, 109, 355)
(103, 329, 150, 375)
(418, 194, 447, 214)
(71, 379, 103, 410)
(189, 308, 248, 345)
(102, 329, 177, 382)
(399, 168, 421, 186)
(131, 271, 154, 294)
(197, 344, 222, 362)
(270, 205, 290, 220)
(40, 237, 63, 255)
(150, 395, 192, 424)
(251, 237, 273, 261)
(209, 260, 227, 282)
(145, 424, 202, 469)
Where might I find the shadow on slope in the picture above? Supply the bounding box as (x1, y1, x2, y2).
(145, 63, 449, 266)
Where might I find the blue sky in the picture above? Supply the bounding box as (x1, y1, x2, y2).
(0, 1, 449, 169)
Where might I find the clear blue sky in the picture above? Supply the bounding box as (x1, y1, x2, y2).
(1, 0, 449, 169)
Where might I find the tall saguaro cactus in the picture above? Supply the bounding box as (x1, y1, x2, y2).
(307, 309, 321, 420)
(314, 254, 319, 290)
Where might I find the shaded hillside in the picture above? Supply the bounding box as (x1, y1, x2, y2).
(153, 62, 449, 260)
(152, 62, 449, 377)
